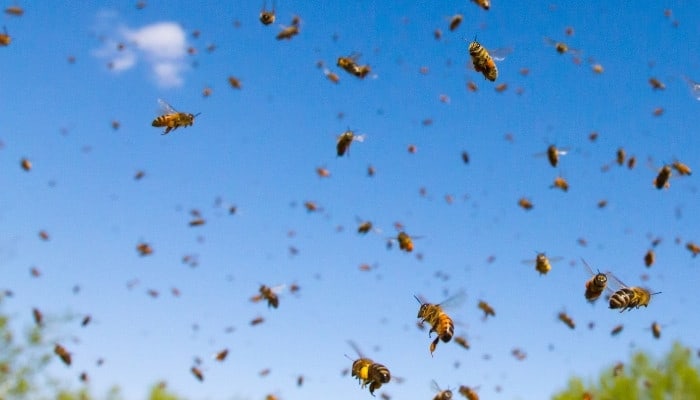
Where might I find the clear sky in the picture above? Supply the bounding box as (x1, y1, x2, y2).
(1, 1, 700, 399)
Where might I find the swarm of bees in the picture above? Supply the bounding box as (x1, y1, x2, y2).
(347, 341, 391, 396)
(152, 99, 200, 135)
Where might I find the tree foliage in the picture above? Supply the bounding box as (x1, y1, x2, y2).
(553, 342, 700, 400)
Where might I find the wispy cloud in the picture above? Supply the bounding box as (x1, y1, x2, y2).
(92, 12, 189, 88)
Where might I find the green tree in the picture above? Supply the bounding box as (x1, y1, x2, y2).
(553, 342, 700, 400)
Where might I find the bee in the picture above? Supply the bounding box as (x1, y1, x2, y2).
(471, 0, 490, 10)
(259, 0, 275, 25)
(672, 160, 692, 176)
(461, 151, 470, 164)
(608, 275, 661, 312)
(651, 322, 661, 339)
(644, 249, 655, 268)
(81, 315, 92, 327)
(524, 252, 560, 275)
(54, 344, 72, 366)
(477, 301, 495, 319)
(21, 158, 32, 171)
(454, 336, 470, 350)
(613, 362, 624, 377)
(32, 308, 43, 326)
(582, 259, 608, 302)
(449, 14, 463, 31)
(337, 54, 371, 79)
(649, 77, 665, 90)
(0, 26, 11, 46)
(276, 24, 299, 40)
(653, 165, 672, 190)
(458, 385, 480, 400)
(392, 231, 419, 252)
(228, 76, 242, 89)
(610, 324, 624, 336)
(544, 37, 579, 55)
(686, 242, 700, 257)
(316, 166, 331, 177)
(414, 292, 463, 355)
(468, 38, 498, 82)
(652, 107, 664, 116)
(558, 311, 575, 329)
(151, 99, 199, 135)
(250, 316, 265, 326)
(544, 145, 568, 167)
(615, 148, 626, 166)
(251, 284, 281, 308)
(38, 230, 50, 240)
(346, 341, 391, 396)
(432, 380, 453, 400)
(189, 210, 206, 226)
(5, 6, 23, 16)
(550, 175, 569, 192)
(627, 156, 637, 169)
(511, 348, 527, 361)
(191, 366, 204, 381)
(336, 130, 365, 156)
(323, 68, 340, 83)
(304, 201, 320, 212)
(518, 197, 533, 210)
(136, 242, 153, 256)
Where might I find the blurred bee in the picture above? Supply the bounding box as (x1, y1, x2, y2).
(449, 14, 463, 31)
(259, 0, 275, 25)
(336, 129, 365, 156)
(582, 259, 608, 302)
(615, 148, 626, 166)
(468, 38, 498, 82)
(627, 155, 637, 169)
(54, 344, 72, 366)
(543, 145, 568, 167)
(653, 165, 672, 190)
(597, 199, 608, 209)
(228, 76, 242, 89)
(396, 232, 415, 252)
(323, 68, 340, 83)
(152, 99, 199, 135)
(558, 311, 575, 329)
(0, 26, 11, 46)
(316, 166, 331, 178)
(687, 242, 700, 257)
(471, 0, 490, 10)
(414, 292, 463, 355)
(250, 316, 265, 326)
(652, 107, 664, 116)
(189, 210, 206, 226)
(454, 336, 470, 350)
(608, 274, 661, 312)
(276, 24, 299, 40)
(649, 77, 665, 90)
(191, 366, 204, 381)
(544, 37, 579, 55)
(250, 284, 282, 308)
(346, 341, 391, 396)
(523, 252, 560, 276)
(32, 308, 43, 326)
(644, 249, 655, 268)
(461, 151, 470, 164)
(613, 362, 624, 377)
(297, 374, 304, 386)
(511, 348, 527, 361)
(432, 380, 453, 400)
(477, 301, 495, 319)
(458, 385, 479, 400)
(550, 175, 569, 192)
(5, 6, 23, 16)
(651, 322, 661, 339)
(367, 165, 376, 176)
(672, 160, 692, 176)
(610, 324, 623, 336)
(136, 242, 153, 256)
(213, 349, 228, 361)
(81, 315, 91, 327)
(21, 158, 32, 171)
(38, 230, 49, 240)
(304, 201, 320, 212)
(337, 54, 371, 79)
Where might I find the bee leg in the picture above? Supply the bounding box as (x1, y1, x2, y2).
(369, 382, 378, 396)
(162, 126, 172, 135)
(429, 337, 439, 356)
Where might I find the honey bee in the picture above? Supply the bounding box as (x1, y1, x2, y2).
(276, 24, 299, 40)
(250, 284, 281, 308)
(336, 130, 365, 156)
(582, 259, 608, 302)
(38, 230, 49, 240)
(651, 322, 661, 339)
(672, 160, 692, 176)
(259, 0, 275, 25)
(468, 39, 498, 82)
(32, 308, 43, 326)
(610, 324, 624, 336)
(471, 0, 490, 10)
(5, 6, 23, 16)
(454, 336, 470, 350)
(524, 252, 559, 275)
(191, 366, 204, 381)
(304, 201, 320, 212)
(649, 77, 665, 90)
(686, 242, 700, 257)
(544, 145, 568, 167)
(477, 301, 495, 319)
(316, 166, 331, 177)
(644, 249, 655, 268)
(228, 76, 242, 89)
(432, 380, 453, 400)
(250, 316, 265, 326)
(544, 37, 579, 55)
(613, 362, 624, 377)
(136, 242, 153, 256)
(608, 274, 661, 312)
(20, 158, 32, 171)
(550, 175, 569, 192)
(615, 147, 626, 166)
(518, 197, 533, 210)
(323, 68, 340, 83)
(653, 165, 672, 189)
(81, 315, 92, 327)
(449, 14, 463, 31)
(0, 26, 11, 46)
(151, 99, 199, 135)
(652, 107, 664, 116)
(394, 231, 417, 252)
(337, 54, 372, 79)
(54, 344, 72, 366)
(414, 292, 463, 355)
(346, 341, 391, 396)
(557, 311, 575, 329)
(511, 348, 527, 361)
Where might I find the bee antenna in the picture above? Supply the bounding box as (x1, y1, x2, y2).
(344, 354, 354, 361)
(194, 112, 202, 117)
(651, 291, 662, 296)
(413, 294, 423, 304)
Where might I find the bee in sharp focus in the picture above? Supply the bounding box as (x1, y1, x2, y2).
(337, 53, 372, 79)
(0, 26, 11, 46)
(471, 0, 490, 11)
(477, 300, 495, 319)
(581, 259, 608, 302)
(458, 385, 480, 400)
(432, 380, 453, 400)
(346, 341, 391, 396)
(653, 164, 672, 189)
(54, 344, 72, 366)
(557, 311, 575, 329)
(608, 274, 661, 312)
(468, 38, 498, 82)
(151, 99, 199, 135)
(259, 0, 275, 25)
(414, 292, 463, 355)
(336, 129, 365, 156)
(250, 284, 282, 308)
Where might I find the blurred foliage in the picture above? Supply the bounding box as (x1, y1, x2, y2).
(553, 342, 700, 400)
(0, 296, 183, 400)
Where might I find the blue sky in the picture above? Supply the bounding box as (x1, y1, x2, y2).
(2, 1, 700, 399)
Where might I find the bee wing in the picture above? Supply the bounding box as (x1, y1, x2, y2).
(581, 258, 597, 276)
(353, 134, 366, 143)
(488, 47, 513, 61)
(270, 284, 286, 294)
(439, 290, 467, 309)
(606, 272, 628, 290)
(346, 340, 365, 358)
(157, 98, 177, 114)
(431, 380, 442, 392)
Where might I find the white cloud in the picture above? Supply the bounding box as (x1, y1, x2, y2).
(92, 14, 189, 88)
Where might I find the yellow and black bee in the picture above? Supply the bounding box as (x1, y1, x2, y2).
(545, 145, 568, 167)
(54, 344, 72, 366)
(259, 0, 275, 25)
(458, 385, 480, 400)
(653, 164, 672, 189)
(523, 252, 560, 275)
(448, 14, 463, 32)
(415, 292, 463, 355)
(250, 284, 281, 308)
(337, 54, 371, 79)
(672, 160, 692, 176)
(152, 99, 199, 135)
(468, 39, 497, 81)
(471, 0, 490, 11)
(432, 380, 453, 400)
(336, 129, 365, 156)
(0, 26, 11, 46)
(477, 300, 495, 319)
(608, 274, 661, 312)
(346, 341, 391, 396)
(581, 259, 608, 302)
(557, 311, 575, 329)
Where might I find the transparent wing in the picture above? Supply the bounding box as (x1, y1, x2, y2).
(431, 380, 442, 392)
(157, 98, 177, 114)
(488, 47, 513, 61)
(439, 289, 467, 309)
(581, 258, 597, 276)
(606, 272, 628, 290)
(346, 340, 365, 358)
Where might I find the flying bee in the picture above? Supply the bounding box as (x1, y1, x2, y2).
(458, 385, 480, 400)
(511, 348, 527, 361)
(477, 301, 495, 319)
(191, 366, 204, 381)
(228, 76, 242, 89)
(32, 308, 43, 326)
(151, 99, 199, 135)
(454, 336, 470, 350)
(616, 147, 626, 166)
(21, 158, 32, 171)
(543, 145, 568, 167)
(276, 24, 299, 40)
(557, 311, 575, 329)
(54, 344, 72, 366)
(396, 232, 415, 252)
(581, 259, 608, 302)
(608, 274, 661, 312)
(517, 197, 533, 210)
(259, 0, 275, 25)
(649, 77, 665, 90)
(250, 316, 265, 326)
(414, 292, 463, 355)
(544, 37, 580, 55)
(651, 322, 661, 339)
(672, 160, 692, 176)
(336, 129, 365, 156)
(5, 6, 24, 16)
(610, 324, 624, 336)
(337, 54, 372, 79)
(653, 164, 672, 189)
(136, 242, 153, 256)
(0, 26, 11, 46)
(550, 175, 569, 192)
(250, 284, 283, 308)
(346, 341, 391, 396)
(644, 249, 655, 268)
(471, 0, 490, 10)
(686, 242, 700, 257)
(468, 38, 499, 82)
(432, 380, 453, 400)
(523, 252, 560, 276)
(448, 14, 463, 31)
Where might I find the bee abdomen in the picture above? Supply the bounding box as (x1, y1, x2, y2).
(609, 288, 632, 309)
